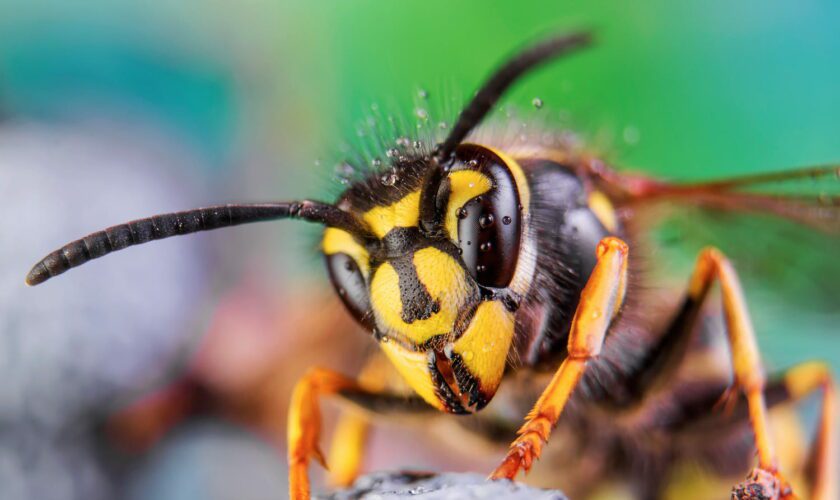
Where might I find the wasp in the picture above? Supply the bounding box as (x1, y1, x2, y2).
(26, 33, 839, 499)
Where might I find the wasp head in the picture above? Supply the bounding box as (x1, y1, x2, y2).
(323, 144, 535, 413)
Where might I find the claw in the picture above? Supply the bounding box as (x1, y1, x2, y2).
(312, 445, 328, 470)
(488, 430, 544, 480)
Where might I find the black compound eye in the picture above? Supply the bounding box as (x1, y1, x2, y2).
(455, 146, 522, 288)
(326, 253, 373, 328)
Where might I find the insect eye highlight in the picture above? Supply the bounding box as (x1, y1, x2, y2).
(326, 253, 373, 328)
(455, 148, 522, 288)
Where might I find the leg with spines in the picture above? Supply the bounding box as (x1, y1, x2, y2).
(490, 237, 629, 480)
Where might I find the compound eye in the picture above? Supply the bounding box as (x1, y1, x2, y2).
(326, 253, 373, 328)
(455, 147, 522, 288)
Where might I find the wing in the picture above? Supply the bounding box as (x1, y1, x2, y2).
(605, 165, 840, 314)
(618, 165, 840, 234)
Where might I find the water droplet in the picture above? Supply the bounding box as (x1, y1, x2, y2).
(386, 148, 400, 158)
(413, 140, 424, 149)
(418, 88, 429, 99)
(415, 108, 429, 120)
(502, 215, 512, 225)
(622, 125, 640, 145)
(381, 335, 390, 343)
(457, 207, 468, 219)
(371, 157, 382, 167)
(532, 97, 543, 109)
(541, 132, 555, 145)
(380, 170, 398, 186)
(335, 161, 355, 177)
(479, 242, 492, 252)
(338, 288, 346, 296)
(396, 137, 411, 147)
(438, 121, 448, 129)
(468, 159, 479, 167)
(479, 213, 494, 228)
(457, 248, 463, 255)
(476, 265, 486, 273)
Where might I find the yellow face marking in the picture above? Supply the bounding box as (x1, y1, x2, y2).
(444, 170, 493, 241)
(369, 247, 470, 344)
(362, 190, 421, 239)
(379, 340, 443, 410)
(588, 190, 618, 233)
(322, 227, 369, 275)
(413, 246, 471, 307)
(451, 300, 515, 394)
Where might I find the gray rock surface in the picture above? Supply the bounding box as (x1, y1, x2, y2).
(321, 471, 567, 500)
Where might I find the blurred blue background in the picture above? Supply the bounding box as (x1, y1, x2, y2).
(0, 1, 838, 499)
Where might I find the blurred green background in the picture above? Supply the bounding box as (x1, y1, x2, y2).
(5, 0, 835, 362)
(0, 1, 838, 499)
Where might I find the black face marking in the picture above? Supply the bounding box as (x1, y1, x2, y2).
(453, 145, 522, 288)
(372, 226, 476, 329)
(378, 227, 425, 260)
(390, 253, 440, 324)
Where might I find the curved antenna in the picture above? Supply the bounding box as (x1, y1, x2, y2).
(433, 31, 593, 164)
(26, 201, 367, 286)
(420, 31, 593, 231)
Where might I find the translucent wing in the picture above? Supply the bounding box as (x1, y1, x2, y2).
(610, 165, 840, 314)
(620, 165, 840, 233)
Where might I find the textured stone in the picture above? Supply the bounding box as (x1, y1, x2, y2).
(321, 471, 567, 500)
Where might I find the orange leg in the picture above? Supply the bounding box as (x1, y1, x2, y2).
(683, 248, 796, 498)
(287, 366, 433, 500)
(288, 368, 353, 500)
(489, 236, 629, 480)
